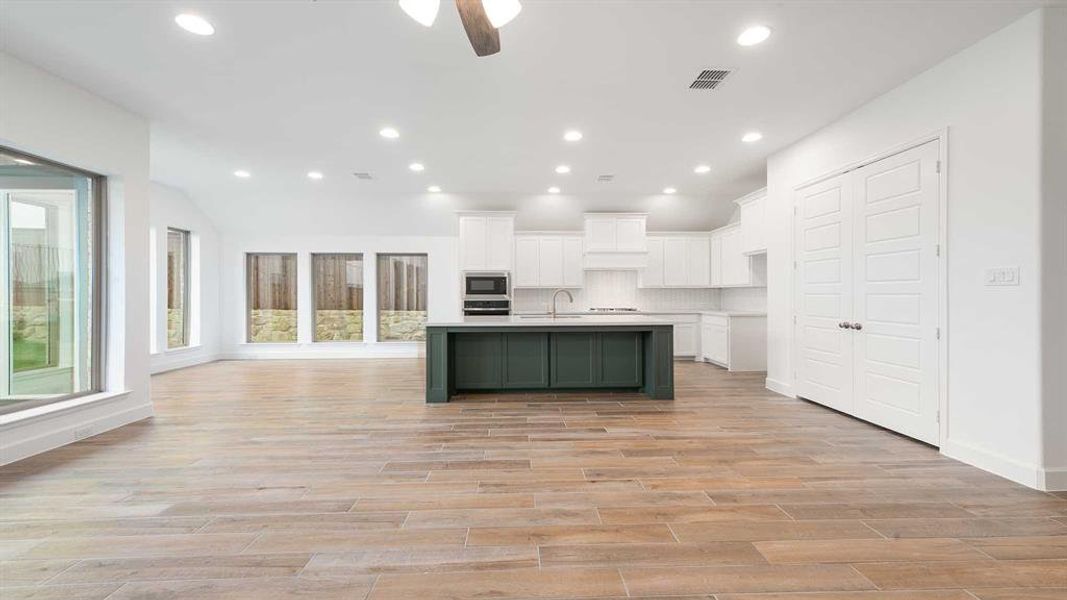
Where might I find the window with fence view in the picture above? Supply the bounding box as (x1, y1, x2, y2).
(2, 147, 103, 413)
(246, 253, 297, 343)
(167, 228, 189, 348)
(377, 254, 427, 341)
(313, 253, 364, 341)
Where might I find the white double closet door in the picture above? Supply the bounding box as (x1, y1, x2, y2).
(794, 140, 941, 445)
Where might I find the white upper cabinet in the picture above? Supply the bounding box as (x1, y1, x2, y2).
(513, 233, 584, 288)
(734, 188, 767, 256)
(614, 216, 647, 252)
(662, 238, 688, 286)
(459, 212, 515, 271)
(584, 216, 618, 252)
(710, 235, 723, 286)
(583, 214, 647, 253)
(513, 236, 541, 287)
(561, 237, 583, 287)
(643, 238, 665, 287)
(687, 237, 711, 287)
(640, 234, 711, 288)
(709, 224, 764, 287)
(485, 216, 515, 270)
(538, 237, 565, 288)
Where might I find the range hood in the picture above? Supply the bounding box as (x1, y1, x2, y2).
(584, 251, 648, 271)
(583, 213, 648, 270)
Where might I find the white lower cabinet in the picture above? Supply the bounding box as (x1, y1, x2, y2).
(673, 321, 698, 357)
(514, 234, 584, 288)
(699, 313, 767, 371)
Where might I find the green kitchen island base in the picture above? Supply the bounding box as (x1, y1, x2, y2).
(424, 318, 674, 403)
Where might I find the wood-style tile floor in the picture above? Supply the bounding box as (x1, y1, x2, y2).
(2, 359, 1066, 599)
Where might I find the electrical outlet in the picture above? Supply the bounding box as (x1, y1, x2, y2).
(985, 266, 1020, 286)
(73, 426, 95, 441)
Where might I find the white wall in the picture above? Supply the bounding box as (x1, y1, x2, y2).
(765, 9, 1058, 488)
(1040, 7, 1067, 490)
(0, 52, 152, 464)
(149, 182, 221, 374)
(219, 233, 459, 359)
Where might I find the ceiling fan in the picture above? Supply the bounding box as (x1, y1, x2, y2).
(399, 0, 522, 57)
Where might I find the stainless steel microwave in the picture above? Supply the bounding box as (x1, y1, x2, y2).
(463, 272, 509, 298)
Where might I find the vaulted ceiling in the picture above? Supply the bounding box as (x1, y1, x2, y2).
(0, 0, 1040, 232)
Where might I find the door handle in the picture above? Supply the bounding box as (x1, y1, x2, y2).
(851, 322, 863, 331)
(838, 322, 851, 329)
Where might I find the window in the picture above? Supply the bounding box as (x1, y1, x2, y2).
(312, 254, 363, 341)
(246, 253, 297, 343)
(166, 228, 190, 349)
(377, 254, 427, 341)
(1, 147, 105, 414)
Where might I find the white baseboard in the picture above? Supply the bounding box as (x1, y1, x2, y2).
(222, 342, 425, 360)
(150, 351, 220, 374)
(1, 392, 154, 466)
(765, 377, 795, 398)
(1040, 467, 1067, 492)
(940, 437, 1045, 490)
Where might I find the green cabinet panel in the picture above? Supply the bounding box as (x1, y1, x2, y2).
(550, 332, 597, 387)
(598, 331, 643, 387)
(425, 325, 673, 402)
(502, 332, 549, 388)
(453, 333, 502, 389)
(425, 327, 451, 402)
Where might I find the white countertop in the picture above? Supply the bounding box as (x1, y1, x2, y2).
(513, 310, 767, 318)
(699, 310, 767, 317)
(427, 314, 674, 327)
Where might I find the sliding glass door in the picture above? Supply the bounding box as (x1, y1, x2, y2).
(1, 147, 104, 414)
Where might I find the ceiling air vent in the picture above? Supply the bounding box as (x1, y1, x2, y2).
(596, 174, 615, 183)
(352, 172, 373, 180)
(689, 68, 732, 90)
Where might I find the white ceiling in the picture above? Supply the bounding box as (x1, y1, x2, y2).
(0, 0, 1042, 232)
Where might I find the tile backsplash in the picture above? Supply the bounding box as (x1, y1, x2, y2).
(512, 270, 766, 313)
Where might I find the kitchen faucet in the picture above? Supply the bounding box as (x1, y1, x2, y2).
(550, 289, 574, 317)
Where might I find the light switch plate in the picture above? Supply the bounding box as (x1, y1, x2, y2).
(985, 266, 1020, 286)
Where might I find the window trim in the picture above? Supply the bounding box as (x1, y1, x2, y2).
(244, 252, 298, 344)
(310, 252, 364, 343)
(165, 227, 191, 349)
(1, 145, 107, 416)
(375, 252, 429, 343)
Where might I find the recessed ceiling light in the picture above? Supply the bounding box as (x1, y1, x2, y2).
(13, 158, 35, 166)
(427, 185, 442, 193)
(563, 130, 583, 142)
(409, 162, 425, 172)
(307, 171, 324, 180)
(663, 187, 677, 194)
(233, 170, 251, 178)
(694, 165, 711, 174)
(742, 131, 763, 143)
(737, 25, 771, 46)
(379, 127, 400, 139)
(174, 13, 215, 36)
(483, 0, 523, 28)
(547, 186, 561, 194)
(555, 165, 571, 174)
(399, 0, 440, 27)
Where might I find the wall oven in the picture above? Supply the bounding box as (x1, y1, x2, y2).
(463, 272, 510, 315)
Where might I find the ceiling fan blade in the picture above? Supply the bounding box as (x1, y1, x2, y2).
(455, 0, 500, 57)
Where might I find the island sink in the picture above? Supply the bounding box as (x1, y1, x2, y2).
(424, 315, 674, 403)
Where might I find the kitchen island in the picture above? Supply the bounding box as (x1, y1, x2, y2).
(424, 315, 674, 403)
